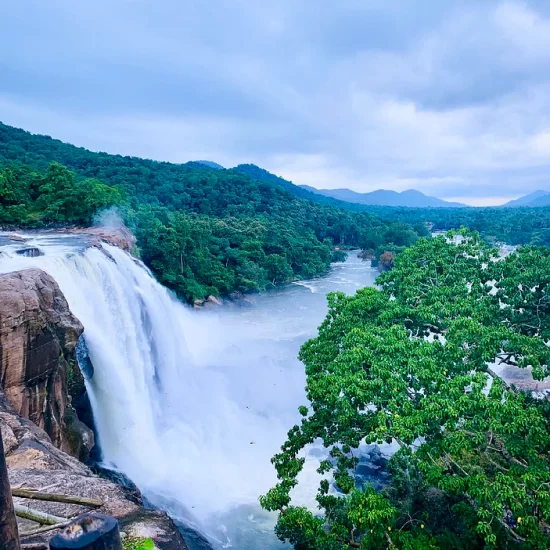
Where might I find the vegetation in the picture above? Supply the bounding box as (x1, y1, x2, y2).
(261, 230, 550, 549)
(0, 162, 121, 225)
(366, 206, 550, 248)
(0, 122, 426, 301)
(122, 537, 154, 550)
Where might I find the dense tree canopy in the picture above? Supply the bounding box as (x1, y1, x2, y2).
(367, 206, 550, 248)
(261, 231, 550, 549)
(0, 162, 122, 225)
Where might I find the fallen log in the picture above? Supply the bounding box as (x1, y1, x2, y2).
(14, 505, 67, 526)
(0, 424, 21, 550)
(49, 513, 122, 550)
(12, 489, 103, 508)
(19, 521, 71, 538)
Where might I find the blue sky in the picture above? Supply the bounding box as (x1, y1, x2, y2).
(2, 1, 550, 205)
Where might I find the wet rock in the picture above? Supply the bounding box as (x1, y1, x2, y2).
(6, 234, 27, 242)
(91, 465, 142, 505)
(228, 292, 255, 308)
(204, 295, 222, 306)
(61, 405, 95, 463)
(68, 226, 137, 253)
(354, 446, 390, 491)
(0, 269, 84, 452)
(15, 247, 44, 257)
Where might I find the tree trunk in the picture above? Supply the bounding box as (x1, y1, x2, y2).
(0, 425, 21, 550)
(49, 513, 122, 550)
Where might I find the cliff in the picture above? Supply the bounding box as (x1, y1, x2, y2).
(0, 268, 93, 460)
(0, 267, 188, 549)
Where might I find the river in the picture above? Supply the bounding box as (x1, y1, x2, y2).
(0, 232, 378, 549)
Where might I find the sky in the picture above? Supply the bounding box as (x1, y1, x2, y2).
(2, 1, 550, 206)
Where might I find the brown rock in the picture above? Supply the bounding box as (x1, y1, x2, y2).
(5, 234, 27, 243)
(0, 269, 89, 455)
(68, 226, 137, 253)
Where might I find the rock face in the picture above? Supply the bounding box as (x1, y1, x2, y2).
(0, 269, 92, 458)
(0, 394, 187, 549)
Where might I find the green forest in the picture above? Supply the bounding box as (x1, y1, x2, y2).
(366, 205, 550, 247)
(0, 122, 426, 301)
(262, 231, 550, 549)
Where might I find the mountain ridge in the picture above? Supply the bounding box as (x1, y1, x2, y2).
(299, 185, 466, 208)
(502, 190, 550, 208)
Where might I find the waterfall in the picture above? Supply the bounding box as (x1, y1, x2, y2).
(0, 233, 381, 549)
(0, 235, 311, 543)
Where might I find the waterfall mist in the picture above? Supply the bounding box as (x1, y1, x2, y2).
(0, 233, 377, 549)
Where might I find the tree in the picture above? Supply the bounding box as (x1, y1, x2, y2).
(261, 231, 550, 549)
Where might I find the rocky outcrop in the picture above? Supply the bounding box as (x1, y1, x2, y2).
(0, 394, 187, 549)
(0, 269, 93, 458)
(69, 225, 137, 253)
(0, 247, 188, 548)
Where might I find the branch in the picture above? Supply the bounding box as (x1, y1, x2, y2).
(12, 489, 102, 508)
(385, 532, 398, 548)
(14, 504, 68, 525)
(486, 367, 515, 393)
(465, 495, 525, 544)
(19, 521, 71, 538)
(495, 353, 519, 367)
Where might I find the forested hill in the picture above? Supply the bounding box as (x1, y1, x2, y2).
(0, 122, 366, 216)
(234, 163, 370, 211)
(0, 122, 427, 302)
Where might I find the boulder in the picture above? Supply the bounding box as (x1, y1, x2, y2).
(228, 292, 255, 308)
(204, 295, 222, 307)
(15, 247, 44, 258)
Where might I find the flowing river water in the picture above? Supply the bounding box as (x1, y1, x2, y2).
(0, 232, 378, 549)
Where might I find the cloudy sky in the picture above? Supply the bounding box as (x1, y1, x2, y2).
(2, 1, 550, 205)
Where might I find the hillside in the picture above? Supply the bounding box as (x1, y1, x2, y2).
(502, 190, 550, 208)
(195, 160, 224, 170)
(0, 122, 427, 301)
(299, 185, 466, 207)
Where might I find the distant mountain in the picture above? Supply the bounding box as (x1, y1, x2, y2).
(528, 194, 550, 207)
(299, 186, 466, 208)
(233, 164, 372, 211)
(195, 160, 224, 169)
(502, 190, 550, 208)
